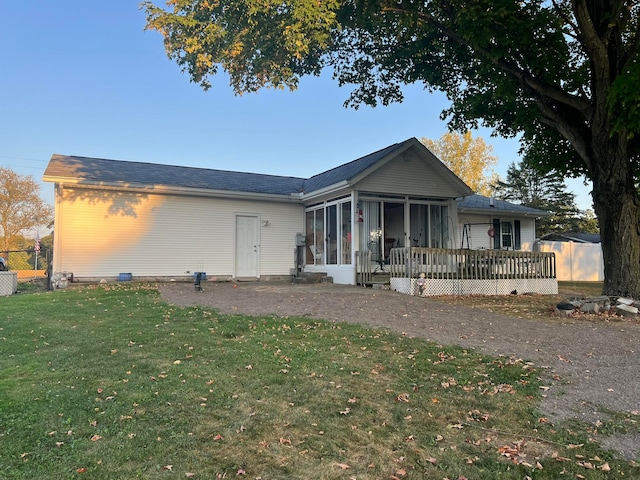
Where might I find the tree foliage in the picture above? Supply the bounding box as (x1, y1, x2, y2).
(422, 131, 497, 196)
(0, 168, 54, 253)
(143, 0, 640, 295)
(494, 161, 584, 237)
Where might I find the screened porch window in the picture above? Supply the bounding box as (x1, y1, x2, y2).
(305, 200, 352, 265)
(360, 200, 449, 262)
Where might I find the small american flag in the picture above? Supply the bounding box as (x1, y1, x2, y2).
(34, 233, 40, 253)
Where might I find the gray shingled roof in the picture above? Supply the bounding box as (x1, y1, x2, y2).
(44, 140, 416, 197)
(44, 154, 306, 196)
(541, 232, 600, 243)
(458, 194, 550, 216)
(43, 138, 473, 200)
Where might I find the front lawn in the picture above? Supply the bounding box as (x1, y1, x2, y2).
(0, 284, 636, 479)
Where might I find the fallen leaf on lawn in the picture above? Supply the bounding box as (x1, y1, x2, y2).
(55, 442, 64, 447)
(340, 408, 351, 415)
(425, 457, 437, 465)
(567, 443, 584, 449)
(599, 462, 611, 471)
(76, 467, 87, 473)
(185, 473, 196, 478)
(279, 438, 291, 445)
(162, 465, 173, 471)
(335, 463, 350, 470)
(348, 397, 357, 403)
(236, 468, 246, 475)
(213, 434, 224, 441)
(90, 435, 102, 442)
(552, 452, 570, 462)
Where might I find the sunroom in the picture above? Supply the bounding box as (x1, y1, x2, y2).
(303, 193, 456, 284)
(299, 138, 471, 285)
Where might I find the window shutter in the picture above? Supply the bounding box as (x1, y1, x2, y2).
(514, 220, 521, 250)
(493, 219, 501, 249)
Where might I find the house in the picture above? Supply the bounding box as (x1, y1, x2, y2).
(42, 138, 548, 286)
(539, 232, 600, 244)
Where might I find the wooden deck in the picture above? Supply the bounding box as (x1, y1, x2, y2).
(358, 248, 557, 295)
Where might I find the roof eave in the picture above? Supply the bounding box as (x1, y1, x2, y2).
(299, 180, 350, 202)
(46, 178, 302, 203)
(458, 207, 550, 217)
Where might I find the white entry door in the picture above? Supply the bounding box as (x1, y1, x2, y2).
(236, 215, 259, 278)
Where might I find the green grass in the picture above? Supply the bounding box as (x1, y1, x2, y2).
(0, 284, 637, 479)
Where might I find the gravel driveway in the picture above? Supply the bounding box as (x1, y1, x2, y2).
(159, 281, 640, 460)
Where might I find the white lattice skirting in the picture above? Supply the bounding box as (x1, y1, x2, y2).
(0, 272, 18, 296)
(390, 277, 558, 296)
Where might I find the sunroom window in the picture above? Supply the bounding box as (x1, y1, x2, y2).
(305, 199, 352, 265)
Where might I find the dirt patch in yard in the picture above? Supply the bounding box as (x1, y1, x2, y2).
(159, 281, 640, 461)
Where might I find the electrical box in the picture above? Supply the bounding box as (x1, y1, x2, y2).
(295, 233, 306, 246)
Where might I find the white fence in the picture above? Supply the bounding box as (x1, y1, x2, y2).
(537, 241, 603, 282)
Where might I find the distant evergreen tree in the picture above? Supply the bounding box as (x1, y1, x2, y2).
(494, 161, 583, 237)
(574, 209, 600, 234)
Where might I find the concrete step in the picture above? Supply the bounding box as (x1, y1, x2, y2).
(292, 273, 333, 284)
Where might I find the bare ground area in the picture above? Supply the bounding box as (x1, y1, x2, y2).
(159, 281, 640, 461)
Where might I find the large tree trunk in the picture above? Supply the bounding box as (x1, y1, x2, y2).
(591, 140, 640, 297)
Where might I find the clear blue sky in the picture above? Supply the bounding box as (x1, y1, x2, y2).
(0, 1, 592, 210)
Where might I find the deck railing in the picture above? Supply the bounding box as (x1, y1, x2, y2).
(356, 250, 373, 285)
(388, 247, 556, 280)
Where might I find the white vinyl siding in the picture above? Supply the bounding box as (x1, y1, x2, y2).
(53, 187, 303, 279)
(354, 154, 463, 198)
(458, 214, 536, 251)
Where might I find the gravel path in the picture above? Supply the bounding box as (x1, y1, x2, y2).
(159, 281, 640, 460)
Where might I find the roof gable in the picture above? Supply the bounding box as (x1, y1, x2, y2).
(301, 138, 473, 197)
